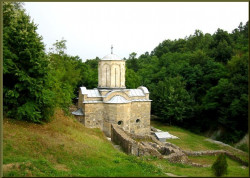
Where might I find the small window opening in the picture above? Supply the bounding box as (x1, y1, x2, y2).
(118, 121, 123, 125)
(136, 119, 140, 123)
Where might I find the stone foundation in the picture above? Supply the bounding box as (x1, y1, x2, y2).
(111, 124, 161, 157)
(110, 124, 248, 167)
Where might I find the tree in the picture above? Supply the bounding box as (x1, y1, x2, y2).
(151, 76, 194, 125)
(212, 154, 228, 177)
(125, 67, 141, 88)
(80, 58, 99, 89)
(47, 39, 82, 111)
(209, 29, 233, 63)
(3, 2, 55, 122)
(126, 52, 139, 72)
(132, 22, 248, 143)
(202, 76, 247, 143)
(49, 38, 67, 55)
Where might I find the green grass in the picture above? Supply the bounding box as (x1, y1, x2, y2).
(3, 112, 249, 177)
(149, 157, 249, 177)
(150, 120, 249, 177)
(3, 110, 164, 177)
(236, 143, 249, 153)
(151, 120, 221, 151)
(151, 120, 249, 162)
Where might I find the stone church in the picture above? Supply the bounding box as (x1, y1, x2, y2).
(73, 49, 151, 137)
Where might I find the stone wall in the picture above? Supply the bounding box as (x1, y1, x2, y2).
(74, 115, 85, 125)
(108, 123, 249, 168)
(98, 60, 126, 88)
(81, 101, 151, 137)
(111, 124, 137, 154)
(105, 103, 131, 136)
(77, 88, 84, 108)
(111, 124, 162, 157)
(130, 102, 151, 135)
(78, 85, 151, 137)
(84, 103, 105, 129)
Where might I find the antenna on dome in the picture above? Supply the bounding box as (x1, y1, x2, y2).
(111, 45, 113, 54)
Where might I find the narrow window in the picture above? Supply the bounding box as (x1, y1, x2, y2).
(115, 68, 117, 87)
(106, 67, 107, 86)
(120, 66, 122, 86)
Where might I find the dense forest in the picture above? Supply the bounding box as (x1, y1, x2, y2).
(3, 2, 248, 145)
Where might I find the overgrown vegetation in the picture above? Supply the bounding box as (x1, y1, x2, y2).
(3, 2, 248, 145)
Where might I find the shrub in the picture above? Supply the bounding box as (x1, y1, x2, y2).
(212, 153, 228, 177)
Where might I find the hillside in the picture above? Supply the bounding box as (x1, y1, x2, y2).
(3, 109, 164, 177)
(3, 109, 249, 177)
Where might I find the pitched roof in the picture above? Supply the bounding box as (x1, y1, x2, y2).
(72, 108, 84, 116)
(80, 87, 101, 97)
(129, 89, 145, 96)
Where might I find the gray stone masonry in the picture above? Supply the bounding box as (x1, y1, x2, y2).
(110, 124, 248, 167)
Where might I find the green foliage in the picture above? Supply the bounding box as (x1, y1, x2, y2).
(3, 3, 86, 121)
(209, 29, 233, 63)
(212, 154, 228, 177)
(126, 52, 139, 72)
(125, 67, 141, 88)
(125, 21, 248, 144)
(47, 39, 82, 111)
(79, 58, 99, 89)
(3, 2, 55, 123)
(50, 38, 67, 55)
(152, 76, 194, 125)
(3, 2, 99, 122)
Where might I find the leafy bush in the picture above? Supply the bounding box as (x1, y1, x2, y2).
(212, 154, 228, 177)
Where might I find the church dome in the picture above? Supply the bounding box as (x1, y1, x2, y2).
(101, 54, 122, 60)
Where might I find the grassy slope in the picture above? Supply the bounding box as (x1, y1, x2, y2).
(3, 111, 249, 177)
(151, 120, 249, 177)
(3, 109, 164, 177)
